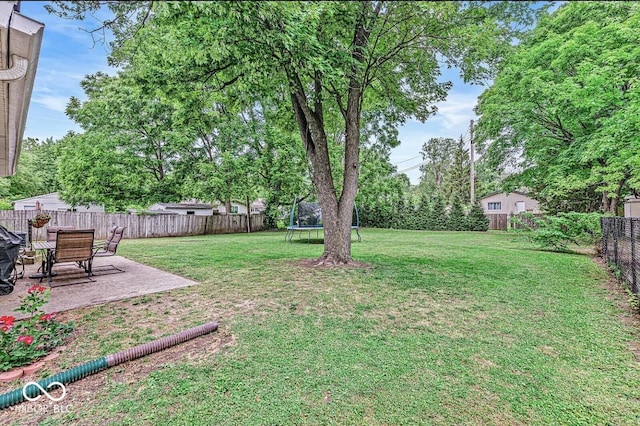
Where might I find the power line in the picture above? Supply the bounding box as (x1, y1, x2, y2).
(393, 132, 475, 176)
(397, 159, 429, 174)
(392, 155, 422, 165)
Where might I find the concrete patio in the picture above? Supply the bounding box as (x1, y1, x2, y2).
(0, 254, 199, 319)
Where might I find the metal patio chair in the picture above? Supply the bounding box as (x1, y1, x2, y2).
(91, 226, 126, 275)
(49, 229, 95, 285)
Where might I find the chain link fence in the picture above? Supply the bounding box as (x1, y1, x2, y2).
(602, 217, 639, 294)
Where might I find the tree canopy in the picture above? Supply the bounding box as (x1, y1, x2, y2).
(48, 0, 540, 263)
(475, 2, 640, 213)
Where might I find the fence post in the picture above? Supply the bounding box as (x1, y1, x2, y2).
(613, 217, 620, 266)
(601, 216, 606, 262)
(632, 219, 637, 293)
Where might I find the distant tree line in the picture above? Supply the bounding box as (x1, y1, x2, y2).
(358, 194, 489, 232)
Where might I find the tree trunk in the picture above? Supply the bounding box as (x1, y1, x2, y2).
(611, 178, 626, 215)
(290, 92, 355, 265)
(285, 4, 372, 266)
(602, 192, 610, 213)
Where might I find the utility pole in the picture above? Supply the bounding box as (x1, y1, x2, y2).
(469, 119, 475, 204)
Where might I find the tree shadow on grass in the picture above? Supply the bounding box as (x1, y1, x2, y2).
(520, 245, 599, 257)
(289, 238, 325, 245)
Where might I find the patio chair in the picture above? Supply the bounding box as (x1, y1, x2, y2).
(46, 225, 75, 242)
(91, 226, 126, 275)
(49, 229, 95, 285)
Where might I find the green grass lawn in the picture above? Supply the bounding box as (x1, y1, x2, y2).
(12, 229, 640, 425)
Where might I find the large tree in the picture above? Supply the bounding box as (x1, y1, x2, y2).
(475, 2, 640, 214)
(6, 137, 61, 200)
(61, 70, 308, 213)
(61, 72, 187, 209)
(419, 137, 456, 198)
(50, 1, 539, 264)
(443, 136, 472, 205)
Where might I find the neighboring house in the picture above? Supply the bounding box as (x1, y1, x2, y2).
(624, 197, 640, 217)
(147, 199, 266, 216)
(214, 199, 266, 215)
(13, 192, 105, 212)
(147, 202, 214, 216)
(250, 199, 266, 214)
(479, 191, 541, 215)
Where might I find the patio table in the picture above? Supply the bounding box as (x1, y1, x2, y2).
(28, 241, 56, 280)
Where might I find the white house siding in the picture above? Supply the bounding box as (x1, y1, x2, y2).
(13, 192, 105, 212)
(480, 192, 541, 216)
(147, 203, 213, 216)
(214, 202, 247, 215)
(624, 198, 640, 217)
(214, 200, 265, 215)
(149, 200, 265, 216)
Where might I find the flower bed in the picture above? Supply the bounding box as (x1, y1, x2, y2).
(0, 284, 74, 372)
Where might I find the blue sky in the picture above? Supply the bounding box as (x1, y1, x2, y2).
(20, 2, 113, 139)
(20, 1, 485, 185)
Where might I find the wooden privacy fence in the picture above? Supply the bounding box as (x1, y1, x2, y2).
(486, 214, 508, 230)
(0, 210, 265, 241)
(602, 217, 639, 295)
(486, 213, 545, 231)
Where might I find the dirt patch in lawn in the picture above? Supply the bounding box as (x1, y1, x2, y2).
(294, 257, 372, 269)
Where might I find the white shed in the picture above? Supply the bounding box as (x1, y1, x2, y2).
(13, 192, 105, 212)
(624, 197, 640, 218)
(479, 191, 542, 215)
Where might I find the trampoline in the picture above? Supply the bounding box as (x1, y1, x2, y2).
(285, 199, 361, 243)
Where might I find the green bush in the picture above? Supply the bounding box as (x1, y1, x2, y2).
(0, 198, 13, 210)
(359, 203, 394, 228)
(467, 202, 489, 231)
(358, 197, 489, 232)
(514, 212, 603, 252)
(431, 196, 447, 231)
(447, 195, 467, 231)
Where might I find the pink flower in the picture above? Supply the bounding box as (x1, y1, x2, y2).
(28, 284, 47, 294)
(0, 316, 14, 332)
(17, 335, 34, 345)
(39, 313, 57, 322)
(0, 315, 15, 326)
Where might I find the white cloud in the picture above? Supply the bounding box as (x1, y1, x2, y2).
(21, 2, 115, 46)
(429, 92, 481, 133)
(17, 2, 115, 141)
(391, 85, 486, 184)
(32, 95, 70, 113)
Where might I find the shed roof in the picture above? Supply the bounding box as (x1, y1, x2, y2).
(12, 192, 59, 203)
(155, 203, 213, 210)
(479, 190, 532, 200)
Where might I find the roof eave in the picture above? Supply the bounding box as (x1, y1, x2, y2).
(0, 2, 44, 176)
